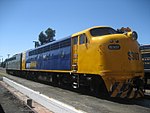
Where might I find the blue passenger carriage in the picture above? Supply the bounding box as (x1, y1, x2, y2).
(26, 37, 71, 71)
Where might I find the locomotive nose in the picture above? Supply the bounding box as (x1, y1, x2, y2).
(98, 34, 144, 98)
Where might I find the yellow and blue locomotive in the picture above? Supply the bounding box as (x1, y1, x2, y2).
(6, 26, 144, 98)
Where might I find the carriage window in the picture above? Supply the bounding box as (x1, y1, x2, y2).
(79, 34, 87, 44)
(73, 36, 78, 45)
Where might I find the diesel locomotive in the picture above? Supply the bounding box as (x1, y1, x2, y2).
(6, 26, 144, 98)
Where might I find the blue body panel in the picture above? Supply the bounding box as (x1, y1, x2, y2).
(26, 37, 71, 70)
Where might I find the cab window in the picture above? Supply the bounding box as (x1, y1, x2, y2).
(79, 34, 88, 44)
(90, 27, 117, 37)
(73, 36, 78, 45)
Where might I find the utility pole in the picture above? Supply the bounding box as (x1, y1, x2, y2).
(7, 54, 10, 58)
(0, 56, 3, 67)
(0, 56, 2, 61)
(33, 41, 40, 48)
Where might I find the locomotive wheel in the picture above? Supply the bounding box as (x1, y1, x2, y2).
(90, 77, 100, 96)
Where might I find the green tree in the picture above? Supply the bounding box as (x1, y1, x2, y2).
(38, 28, 56, 45)
(45, 28, 56, 42)
(38, 31, 47, 45)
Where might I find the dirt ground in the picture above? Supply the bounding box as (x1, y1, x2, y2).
(0, 79, 34, 113)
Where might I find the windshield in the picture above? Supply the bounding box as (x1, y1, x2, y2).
(90, 27, 117, 37)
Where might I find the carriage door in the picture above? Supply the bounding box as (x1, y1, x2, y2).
(72, 36, 78, 71)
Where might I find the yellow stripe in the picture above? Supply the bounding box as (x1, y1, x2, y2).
(24, 69, 73, 73)
(136, 93, 141, 98)
(127, 89, 144, 98)
(128, 89, 135, 98)
(139, 90, 144, 97)
(111, 82, 124, 97)
(120, 88, 129, 98)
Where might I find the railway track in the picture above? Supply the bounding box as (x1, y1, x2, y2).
(0, 68, 150, 113)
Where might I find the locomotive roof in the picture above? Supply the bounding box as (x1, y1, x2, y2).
(72, 26, 110, 36)
(28, 35, 71, 52)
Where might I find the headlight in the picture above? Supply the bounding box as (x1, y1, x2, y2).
(132, 31, 138, 40)
(109, 40, 114, 43)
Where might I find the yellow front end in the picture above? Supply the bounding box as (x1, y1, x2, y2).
(98, 34, 144, 98)
(77, 27, 144, 98)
